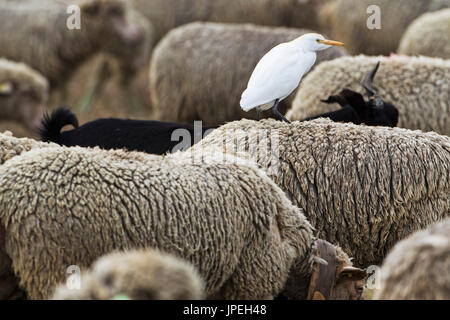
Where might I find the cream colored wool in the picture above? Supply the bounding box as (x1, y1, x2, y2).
(131, 0, 328, 44)
(192, 118, 450, 266)
(375, 218, 450, 300)
(0, 146, 316, 300)
(319, 0, 450, 55)
(0, 131, 56, 165)
(287, 55, 450, 136)
(0, 0, 152, 87)
(52, 249, 206, 300)
(150, 22, 346, 125)
(398, 9, 450, 59)
(0, 58, 48, 131)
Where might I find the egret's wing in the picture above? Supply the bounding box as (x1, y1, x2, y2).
(241, 71, 299, 111)
(241, 47, 316, 110)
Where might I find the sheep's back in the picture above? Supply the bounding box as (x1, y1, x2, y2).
(319, 0, 450, 55)
(398, 9, 450, 59)
(374, 218, 450, 300)
(193, 119, 450, 266)
(0, 146, 308, 299)
(0, 2, 67, 83)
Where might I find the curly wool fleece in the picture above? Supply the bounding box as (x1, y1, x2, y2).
(0, 145, 314, 299)
(192, 118, 450, 266)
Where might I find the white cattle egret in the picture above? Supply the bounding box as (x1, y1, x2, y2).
(240, 33, 344, 123)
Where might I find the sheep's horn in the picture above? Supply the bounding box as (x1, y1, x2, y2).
(362, 61, 380, 97)
(313, 256, 328, 265)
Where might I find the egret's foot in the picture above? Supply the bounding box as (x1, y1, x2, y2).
(277, 113, 291, 124)
(256, 109, 261, 121)
(272, 99, 291, 124)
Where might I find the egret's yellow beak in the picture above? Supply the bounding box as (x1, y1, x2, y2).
(318, 39, 345, 46)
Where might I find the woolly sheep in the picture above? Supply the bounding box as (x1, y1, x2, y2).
(39, 107, 216, 154)
(131, 0, 328, 44)
(0, 145, 364, 300)
(52, 249, 205, 300)
(0, 0, 152, 87)
(191, 118, 450, 267)
(0, 224, 26, 299)
(287, 55, 450, 135)
(150, 22, 346, 126)
(0, 58, 48, 134)
(319, 0, 450, 55)
(0, 131, 55, 300)
(0, 131, 56, 165)
(398, 9, 450, 59)
(374, 218, 450, 300)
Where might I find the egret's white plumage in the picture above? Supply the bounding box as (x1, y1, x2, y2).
(240, 33, 344, 122)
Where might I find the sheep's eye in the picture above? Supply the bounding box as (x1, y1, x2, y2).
(0, 81, 14, 96)
(341, 272, 352, 278)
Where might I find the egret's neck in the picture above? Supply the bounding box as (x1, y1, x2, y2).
(291, 39, 316, 54)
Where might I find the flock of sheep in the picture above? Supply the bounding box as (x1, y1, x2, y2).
(0, 0, 449, 300)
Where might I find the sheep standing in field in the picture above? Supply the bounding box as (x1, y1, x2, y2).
(0, 59, 49, 137)
(150, 22, 346, 126)
(287, 55, 450, 135)
(374, 218, 450, 300)
(398, 9, 450, 59)
(0, 145, 365, 300)
(319, 0, 450, 55)
(131, 0, 329, 44)
(52, 249, 205, 300)
(0, 0, 152, 88)
(191, 118, 450, 267)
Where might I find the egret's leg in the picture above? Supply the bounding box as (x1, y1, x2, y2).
(256, 108, 261, 121)
(272, 99, 291, 123)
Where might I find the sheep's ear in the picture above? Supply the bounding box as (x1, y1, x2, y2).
(339, 89, 366, 108)
(339, 89, 371, 120)
(320, 92, 348, 107)
(81, 0, 101, 15)
(0, 81, 14, 96)
(338, 267, 367, 281)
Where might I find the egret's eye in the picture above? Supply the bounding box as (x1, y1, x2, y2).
(316, 39, 321, 42)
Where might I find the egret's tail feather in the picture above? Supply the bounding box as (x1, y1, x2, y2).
(240, 94, 253, 112)
(240, 101, 254, 112)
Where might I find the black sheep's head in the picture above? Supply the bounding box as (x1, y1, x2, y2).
(361, 61, 398, 127)
(366, 96, 398, 127)
(321, 61, 399, 127)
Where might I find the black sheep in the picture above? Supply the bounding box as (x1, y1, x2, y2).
(302, 88, 398, 127)
(302, 62, 399, 127)
(39, 108, 216, 155)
